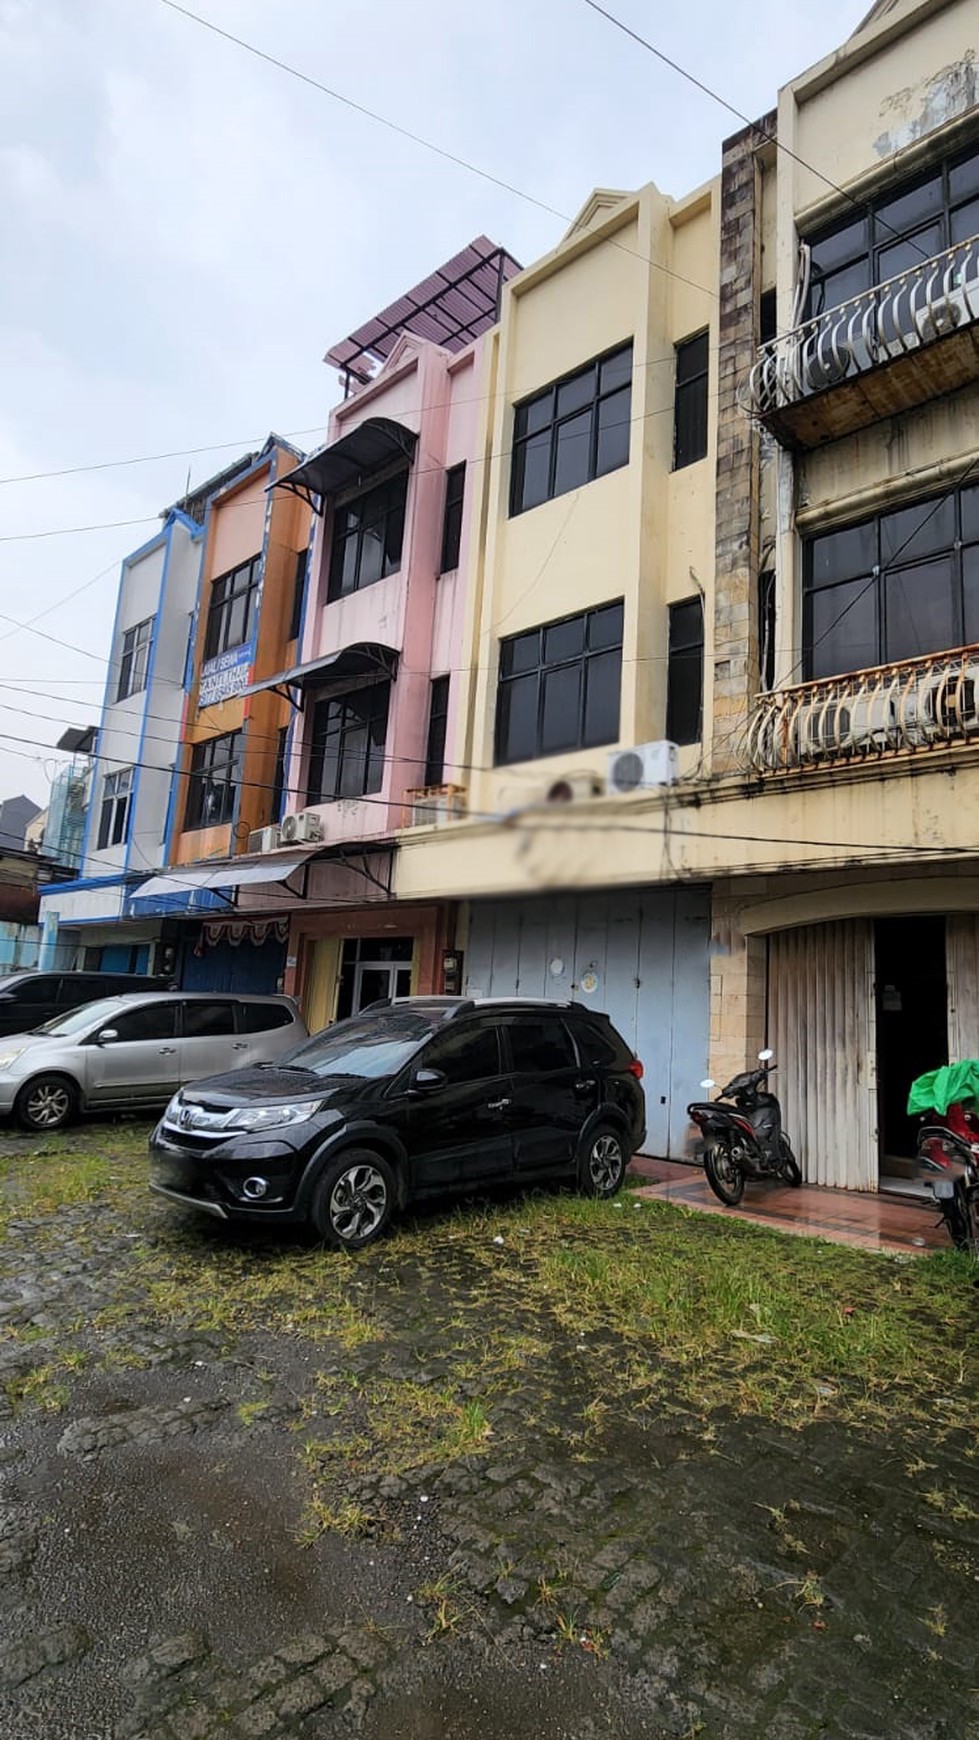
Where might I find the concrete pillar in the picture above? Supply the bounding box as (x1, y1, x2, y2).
(709, 884, 767, 1090)
(37, 908, 60, 971)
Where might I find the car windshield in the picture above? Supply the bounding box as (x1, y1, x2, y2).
(281, 1010, 439, 1080)
(32, 998, 124, 1038)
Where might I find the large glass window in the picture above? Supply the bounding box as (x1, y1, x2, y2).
(306, 683, 391, 802)
(112, 1002, 179, 1043)
(673, 332, 710, 469)
(806, 138, 979, 319)
(203, 557, 260, 662)
(495, 601, 623, 765)
(185, 730, 243, 830)
(327, 472, 408, 602)
(97, 768, 133, 851)
(666, 597, 704, 744)
(803, 480, 979, 679)
(510, 343, 633, 516)
(116, 618, 153, 702)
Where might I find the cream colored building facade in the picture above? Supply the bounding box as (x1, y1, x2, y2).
(397, 0, 979, 1188)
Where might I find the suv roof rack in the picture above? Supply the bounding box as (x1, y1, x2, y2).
(359, 995, 476, 1019)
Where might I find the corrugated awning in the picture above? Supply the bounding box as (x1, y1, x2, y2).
(239, 642, 398, 704)
(130, 854, 312, 904)
(272, 418, 417, 509)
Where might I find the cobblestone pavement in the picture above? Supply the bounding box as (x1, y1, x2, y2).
(1, 1123, 979, 1738)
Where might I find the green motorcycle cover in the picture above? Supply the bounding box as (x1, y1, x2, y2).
(906, 1060, 979, 1116)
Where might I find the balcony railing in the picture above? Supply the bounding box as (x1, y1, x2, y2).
(748, 235, 979, 446)
(746, 644, 979, 775)
(402, 784, 467, 828)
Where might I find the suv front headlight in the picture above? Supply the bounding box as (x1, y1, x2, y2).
(0, 1049, 25, 1072)
(224, 1101, 324, 1132)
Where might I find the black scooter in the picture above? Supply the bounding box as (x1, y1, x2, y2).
(687, 1049, 802, 1206)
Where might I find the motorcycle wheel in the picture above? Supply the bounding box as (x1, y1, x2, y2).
(704, 1139, 745, 1207)
(940, 1197, 971, 1251)
(778, 1135, 802, 1187)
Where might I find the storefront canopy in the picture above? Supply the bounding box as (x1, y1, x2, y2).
(272, 418, 417, 510)
(130, 854, 312, 906)
(240, 642, 398, 704)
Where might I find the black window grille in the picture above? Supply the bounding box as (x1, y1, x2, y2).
(97, 767, 134, 850)
(510, 342, 633, 516)
(666, 598, 704, 745)
(803, 479, 979, 679)
(203, 557, 260, 662)
(116, 618, 153, 701)
(439, 464, 466, 573)
(306, 683, 391, 802)
(673, 331, 710, 470)
(424, 676, 450, 786)
(495, 601, 623, 765)
(185, 730, 243, 830)
(327, 472, 408, 602)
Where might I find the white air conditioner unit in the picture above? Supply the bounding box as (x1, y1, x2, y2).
(544, 772, 603, 804)
(803, 341, 851, 393)
(247, 824, 282, 854)
(606, 742, 679, 795)
(280, 809, 325, 845)
(919, 664, 979, 738)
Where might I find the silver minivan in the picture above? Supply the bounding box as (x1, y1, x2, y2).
(0, 992, 308, 1131)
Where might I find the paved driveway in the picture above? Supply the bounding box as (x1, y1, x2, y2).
(1, 1122, 977, 1739)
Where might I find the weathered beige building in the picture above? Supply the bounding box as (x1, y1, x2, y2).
(397, 0, 979, 1190)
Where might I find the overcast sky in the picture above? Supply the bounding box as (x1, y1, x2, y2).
(0, 0, 861, 811)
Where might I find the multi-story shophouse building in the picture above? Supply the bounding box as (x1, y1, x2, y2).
(226, 240, 521, 1030)
(129, 437, 311, 992)
(397, 0, 979, 1191)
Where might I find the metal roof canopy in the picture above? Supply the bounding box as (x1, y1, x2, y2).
(274, 419, 417, 511)
(240, 642, 399, 708)
(325, 237, 522, 387)
(131, 855, 315, 905)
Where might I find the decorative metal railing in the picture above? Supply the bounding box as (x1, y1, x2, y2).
(402, 784, 467, 827)
(746, 645, 979, 774)
(748, 235, 979, 418)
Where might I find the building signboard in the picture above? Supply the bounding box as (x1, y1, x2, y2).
(199, 641, 254, 708)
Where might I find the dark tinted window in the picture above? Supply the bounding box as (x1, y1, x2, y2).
(186, 731, 243, 831)
(238, 1002, 294, 1033)
(507, 1018, 576, 1074)
(673, 331, 710, 469)
(666, 597, 704, 745)
(306, 683, 390, 803)
(511, 342, 633, 515)
(182, 1001, 236, 1038)
(440, 464, 466, 574)
(327, 471, 408, 601)
(203, 557, 260, 662)
(419, 1022, 502, 1084)
(424, 675, 450, 787)
(495, 602, 623, 765)
(288, 550, 307, 641)
(9, 976, 59, 1005)
(111, 1003, 178, 1042)
(575, 1021, 620, 1068)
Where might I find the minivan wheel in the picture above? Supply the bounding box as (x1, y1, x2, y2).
(15, 1075, 78, 1133)
(578, 1125, 627, 1199)
(311, 1149, 395, 1250)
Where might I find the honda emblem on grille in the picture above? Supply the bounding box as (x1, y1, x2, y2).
(179, 1107, 193, 1128)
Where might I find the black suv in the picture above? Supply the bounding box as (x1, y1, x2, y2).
(0, 970, 169, 1038)
(149, 997, 646, 1248)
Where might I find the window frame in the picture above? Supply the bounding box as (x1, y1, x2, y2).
(666, 597, 705, 746)
(494, 600, 624, 767)
(97, 767, 134, 852)
(805, 137, 979, 319)
(203, 556, 260, 663)
(326, 470, 409, 603)
(185, 730, 244, 832)
(116, 617, 154, 702)
(424, 675, 451, 787)
(439, 463, 466, 574)
(802, 479, 979, 680)
(509, 341, 633, 517)
(288, 548, 307, 642)
(306, 681, 391, 804)
(673, 330, 710, 471)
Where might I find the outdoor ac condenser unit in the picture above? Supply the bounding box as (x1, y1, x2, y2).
(247, 824, 282, 854)
(280, 809, 325, 845)
(544, 773, 603, 803)
(606, 742, 679, 794)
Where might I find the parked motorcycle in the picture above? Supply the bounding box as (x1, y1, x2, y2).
(914, 1102, 979, 1254)
(687, 1049, 802, 1206)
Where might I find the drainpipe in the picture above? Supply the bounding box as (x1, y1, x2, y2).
(38, 908, 60, 971)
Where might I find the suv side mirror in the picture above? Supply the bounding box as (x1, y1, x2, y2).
(96, 1028, 119, 1045)
(411, 1067, 447, 1094)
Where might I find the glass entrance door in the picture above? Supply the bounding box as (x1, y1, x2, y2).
(337, 937, 414, 1020)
